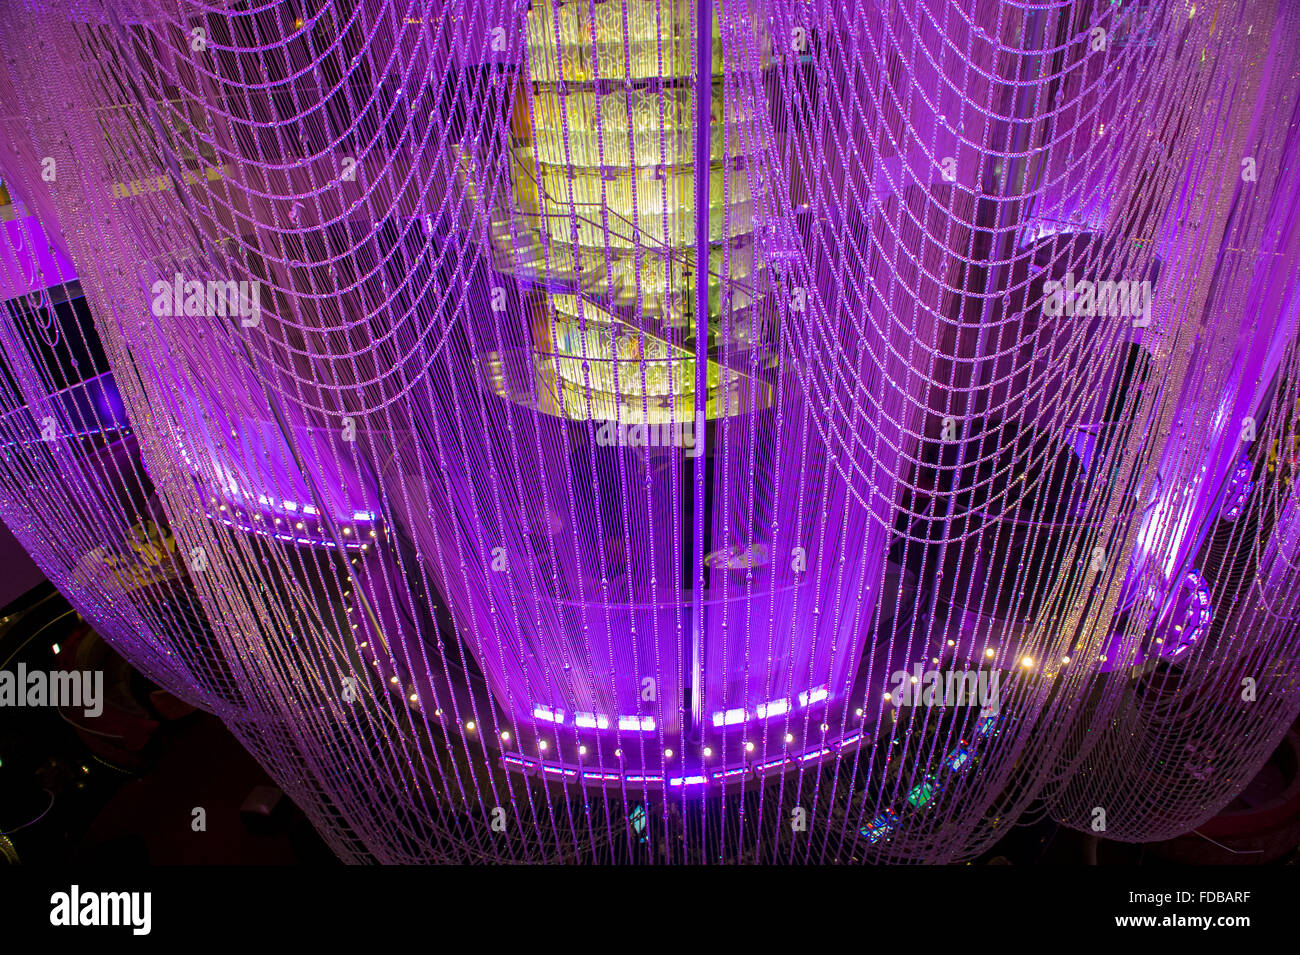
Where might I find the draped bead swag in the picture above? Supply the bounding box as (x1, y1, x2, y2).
(0, 0, 1297, 863)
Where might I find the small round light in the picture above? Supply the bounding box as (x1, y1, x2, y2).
(408, 693, 418, 703)
(465, 721, 475, 732)
(664, 748, 673, 758)
(702, 746, 712, 757)
(745, 741, 755, 752)
(578, 745, 587, 756)
(855, 707, 863, 717)
(389, 676, 399, 685)
(500, 731, 510, 741)
(539, 740, 547, 751)
(985, 648, 995, 658)
(1021, 656, 1034, 668)
(1061, 655, 1071, 664)
(784, 733, 794, 744)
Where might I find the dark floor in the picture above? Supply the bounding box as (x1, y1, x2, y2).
(75, 711, 335, 865)
(0, 584, 335, 865)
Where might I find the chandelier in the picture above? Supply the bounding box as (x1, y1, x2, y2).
(0, 0, 1298, 863)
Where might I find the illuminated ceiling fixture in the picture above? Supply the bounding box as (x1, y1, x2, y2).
(0, 0, 1295, 864)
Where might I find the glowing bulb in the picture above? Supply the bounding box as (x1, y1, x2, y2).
(702, 746, 712, 757)
(389, 676, 398, 685)
(539, 740, 547, 751)
(500, 731, 510, 741)
(578, 745, 587, 756)
(985, 648, 995, 658)
(664, 748, 673, 758)
(1061, 655, 1071, 664)
(51, 643, 60, 654)
(745, 741, 755, 752)
(465, 721, 475, 732)
(784, 733, 794, 743)
(1021, 656, 1034, 668)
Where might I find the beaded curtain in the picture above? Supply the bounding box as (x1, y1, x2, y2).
(0, 0, 1298, 863)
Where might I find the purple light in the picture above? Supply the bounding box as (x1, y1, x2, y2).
(0, 0, 1294, 866)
